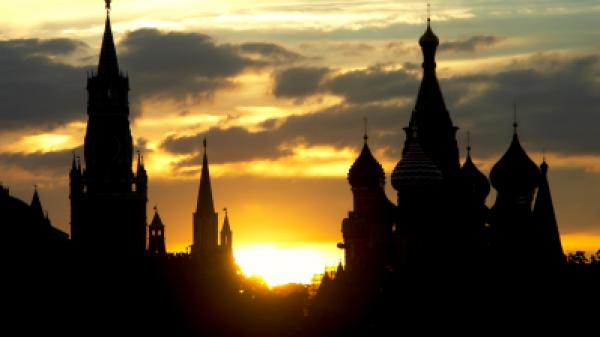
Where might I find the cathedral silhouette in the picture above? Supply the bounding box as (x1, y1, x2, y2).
(2, 2, 599, 335)
(338, 16, 565, 285)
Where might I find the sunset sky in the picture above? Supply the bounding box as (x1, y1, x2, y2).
(1, 1, 599, 284)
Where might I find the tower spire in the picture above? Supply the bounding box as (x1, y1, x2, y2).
(466, 131, 472, 157)
(427, 1, 431, 25)
(363, 117, 368, 143)
(513, 102, 518, 134)
(98, 0, 119, 78)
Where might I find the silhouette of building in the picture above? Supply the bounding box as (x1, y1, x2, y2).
(338, 16, 565, 284)
(191, 139, 235, 267)
(0, 184, 68, 253)
(69, 1, 147, 256)
(148, 207, 167, 256)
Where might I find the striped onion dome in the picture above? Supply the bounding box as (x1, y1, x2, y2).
(391, 134, 443, 190)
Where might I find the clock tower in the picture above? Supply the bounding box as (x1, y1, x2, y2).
(70, 1, 147, 256)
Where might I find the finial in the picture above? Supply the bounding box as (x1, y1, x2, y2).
(105, 0, 112, 13)
(427, 1, 431, 24)
(466, 131, 472, 156)
(154, 205, 158, 212)
(223, 207, 228, 216)
(137, 149, 141, 162)
(203, 137, 207, 151)
(34, 184, 38, 192)
(363, 117, 368, 143)
(513, 102, 518, 134)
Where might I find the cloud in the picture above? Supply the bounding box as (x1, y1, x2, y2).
(326, 65, 420, 104)
(272, 67, 331, 99)
(164, 53, 600, 170)
(0, 38, 87, 131)
(439, 35, 505, 53)
(0, 147, 81, 176)
(239, 42, 304, 64)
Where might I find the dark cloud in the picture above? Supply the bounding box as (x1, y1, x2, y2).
(165, 53, 600, 167)
(439, 35, 505, 53)
(162, 102, 410, 166)
(119, 29, 257, 101)
(272, 67, 331, 99)
(0, 30, 304, 131)
(239, 42, 304, 64)
(0, 147, 81, 175)
(326, 65, 420, 104)
(0, 38, 86, 131)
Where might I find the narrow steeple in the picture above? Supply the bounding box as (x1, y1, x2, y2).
(532, 160, 565, 264)
(97, 0, 119, 79)
(30, 185, 44, 218)
(196, 138, 215, 217)
(405, 3, 459, 180)
(221, 208, 231, 234)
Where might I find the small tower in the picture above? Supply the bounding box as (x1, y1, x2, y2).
(220, 208, 233, 256)
(342, 123, 395, 279)
(488, 115, 542, 264)
(532, 160, 566, 266)
(191, 138, 219, 256)
(458, 135, 491, 259)
(136, 151, 148, 195)
(148, 206, 166, 256)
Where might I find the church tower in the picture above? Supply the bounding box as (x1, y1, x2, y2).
(70, 1, 147, 256)
(148, 207, 166, 256)
(488, 119, 542, 264)
(342, 129, 395, 278)
(191, 139, 219, 256)
(404, 15, 460, 181)
(532, 160, 566, 266)
(220, 208, 233, 259)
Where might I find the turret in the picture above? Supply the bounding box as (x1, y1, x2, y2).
(148, 206, 166, 256)
(220, 208, 233, 256)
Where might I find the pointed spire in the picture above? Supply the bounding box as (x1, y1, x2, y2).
(363, 117, 368, 144)
(221, 207, 231, 233)
(97, 0, 119, 79)
(77, 155, 82, 173)
(513, 102, 518, 135)
(466, 131, 472, 157)
(196, 137, 215, 216)
(71, 152, 77, 170)
(31, 185, 44, 219)
(532, 160, 565, 264)
(150, 206, 164, 228)
(427, 1, 431, 25)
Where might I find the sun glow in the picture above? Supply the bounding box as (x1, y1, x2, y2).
(234, 242, 342, 287)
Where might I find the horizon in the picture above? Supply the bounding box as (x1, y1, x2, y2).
(1, 0, 600, 286)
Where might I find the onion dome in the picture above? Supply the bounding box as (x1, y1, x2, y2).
(490, 131, 541, 192)
(460, 145, 490, 200)
(419, 20, 439, 49)
(348, 135, 385, 188)
(391, 129, 443, 190)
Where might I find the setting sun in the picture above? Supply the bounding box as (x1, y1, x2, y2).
(234, 242, 342, 287)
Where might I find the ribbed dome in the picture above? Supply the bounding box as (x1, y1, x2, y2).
(460, 153, 490, 200)
(391, 136, 443, 190)
(348, 142, 385, 188)
(490, 133, 541, 192)
(419, 22, 439, 48)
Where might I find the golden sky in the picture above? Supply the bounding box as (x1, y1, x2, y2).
(1, 1, 600, 283)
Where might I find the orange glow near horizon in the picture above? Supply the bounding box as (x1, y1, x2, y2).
(234, 242, 342, 287)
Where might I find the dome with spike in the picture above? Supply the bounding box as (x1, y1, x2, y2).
(490, 133, 541, 192)
(348, 142, 385, 188)
(391, 136, 443, 190)
(419, 21, 439, 48)
(460, 154, 490, 200)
